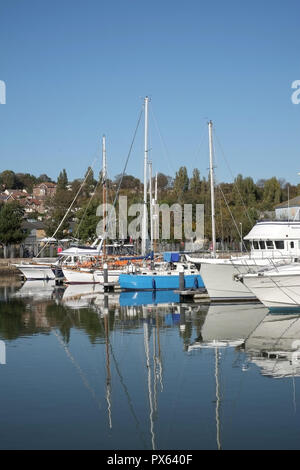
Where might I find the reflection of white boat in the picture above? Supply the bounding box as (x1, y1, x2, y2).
(13, 280, 56, 299)
(245, 312, 300, 378)
(188, 302, 268, 351)
(62, 283, 104, 308)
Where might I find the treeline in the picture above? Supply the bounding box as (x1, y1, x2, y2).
(0, 170, 54, 193)
(0, 167, 298, 246)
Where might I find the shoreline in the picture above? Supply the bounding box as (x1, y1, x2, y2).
(0, 259, 33, 276)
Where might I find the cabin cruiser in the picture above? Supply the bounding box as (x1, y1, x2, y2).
(186, 220, 300, 301)
(13, 244, 104, 281)
(240, 261, 300, 310)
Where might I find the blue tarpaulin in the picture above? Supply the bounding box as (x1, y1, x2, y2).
(163, 252, 180, 263)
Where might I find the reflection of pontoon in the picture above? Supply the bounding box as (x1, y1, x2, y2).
(119, 290, 180, 306)
(245, 312, 300, 378)
(188, 302, 268, 351)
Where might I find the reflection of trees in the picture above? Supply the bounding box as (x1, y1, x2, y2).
(178, 305, 209, 350)
(46, 304, 110, 345)
(0, 298, 51, 340)
(0, 295, 209, 351)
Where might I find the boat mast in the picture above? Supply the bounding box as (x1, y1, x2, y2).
(149, 160, 154, 253)
(142, 97, 149, 256)
(102, 134, 107, 257)
(153, 172, 158, 254)
(208, 120, 216, 257)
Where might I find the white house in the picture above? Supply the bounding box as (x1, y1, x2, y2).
(275, 196, 300, 221)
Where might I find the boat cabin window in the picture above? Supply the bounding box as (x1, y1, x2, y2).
(259, 241, 265, 249)
(275, 240, 284, 250)
(253, 241, 259, 250)
(266, 240, 274, 249)
(290, 241, 295, 249)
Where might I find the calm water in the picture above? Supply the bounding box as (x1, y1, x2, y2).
(1, 280, 300, 450)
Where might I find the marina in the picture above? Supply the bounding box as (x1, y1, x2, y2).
(1, 0, 300, 452)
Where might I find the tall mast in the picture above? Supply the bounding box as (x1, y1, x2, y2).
(208, 121, 216, 257)
(149, 161, 154, 253)
(102, 134, 107, 257)
(153, 172, 158, 254)
(142, 97, 149, 256)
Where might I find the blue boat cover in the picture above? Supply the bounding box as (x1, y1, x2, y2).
(163, 252, 180, 263)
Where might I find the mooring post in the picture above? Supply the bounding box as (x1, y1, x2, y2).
(103, 263, 108, 292)
(179, 271, 185, 291)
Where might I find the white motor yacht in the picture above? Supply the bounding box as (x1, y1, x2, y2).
(186, 220, 300, 301)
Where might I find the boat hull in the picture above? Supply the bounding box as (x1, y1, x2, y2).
(243, 273, 300, 310)
(198, 258, 290, 301)
(14, 264, 56, 280)
(63, 268, 122, 284)
(199, 262, 257, 301)
(118, 273, 203, 291)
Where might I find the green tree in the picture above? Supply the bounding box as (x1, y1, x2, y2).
(0, 170, 17, 189)
(15, 173, 37, 192)
(0, 202, 27, 254)
(74, 199, 101, 242)
(44, 186, 73, 239)
(156, 173, 169, 192)
(262, 177, 282, 209)
(82, 167, 97, 197)
(57, 169, 68, 190)
(37, 174, 53, 183)
(189, 168, 201, 194)
(174, 166, 189, 202)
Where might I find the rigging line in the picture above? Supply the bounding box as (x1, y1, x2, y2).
(100, 107, 144, 247)
(215, 348, 222, 451)
(36, 161, 97, 257)
(108, 342, 148, 449)
(74, 176, 103, 239)
(213, 130, 254, 226)
(150, 104, 189, 203)
(53, 328, 103, 411)
(150, 104, 176, 176)
(217, 182, 248, 252)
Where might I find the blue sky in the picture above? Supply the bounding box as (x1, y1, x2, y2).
(0, 0, 299, 185)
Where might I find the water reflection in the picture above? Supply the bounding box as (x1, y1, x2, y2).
(188, 303, 268, 350)
(2, 281, 300, 449)
(245, 313, 300, 378)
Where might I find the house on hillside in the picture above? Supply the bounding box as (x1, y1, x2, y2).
(18, 197, 45, 215)
(33, 182, 56, 199)
(275, 196, 300, 221)
(4, 189, 29, 200)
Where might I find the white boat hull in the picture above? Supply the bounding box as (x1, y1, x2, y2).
(199, 261, 257, 300)
(198, 257, 291, 301)
(63, 268, 122, 284)
(14, 264, 56, 280)
(243, 271, 300, 309)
